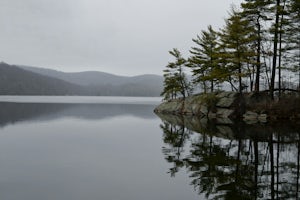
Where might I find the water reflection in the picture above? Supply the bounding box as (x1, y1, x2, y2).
(0, 102, 157, 127)
(157, 114, 300, 200)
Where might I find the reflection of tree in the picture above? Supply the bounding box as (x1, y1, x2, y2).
(160, 121, 191, 176)
(159, 117, 300, 199)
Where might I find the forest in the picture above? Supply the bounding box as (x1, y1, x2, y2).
(161, 0, 300, 100)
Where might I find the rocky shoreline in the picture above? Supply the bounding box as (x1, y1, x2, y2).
(154, 91, 300, 124)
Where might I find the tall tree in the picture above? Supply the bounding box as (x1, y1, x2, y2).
(286, 0, 300, 88)
(241, 0, 272, 92)
(161, 48, 191, 100)
(188, 25, 223, 93)
(270, 0, 281, 99)
(219, 9, 256, 94)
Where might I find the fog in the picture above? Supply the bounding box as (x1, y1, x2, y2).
(0, 0, 243, 75)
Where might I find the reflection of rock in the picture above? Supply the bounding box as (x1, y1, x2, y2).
(243, 111, 259, 124)
(243, 111, 268, 124)
(156, 112, 300, 141)
(216, 126, 235, 139)
(216, 108, 234, 118)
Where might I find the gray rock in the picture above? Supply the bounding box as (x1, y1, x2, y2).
(216, 92, 237, 108)
(155, 100, 183, 114)
(216, 91, 231, 98)
(199, 105, 209, 116)
(217, 97, 235, 108)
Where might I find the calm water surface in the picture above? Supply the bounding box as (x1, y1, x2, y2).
(0, 96, 299, 200)
(0, 96, 200, 200)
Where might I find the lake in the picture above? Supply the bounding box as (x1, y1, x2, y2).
(0, 96, 299, 200)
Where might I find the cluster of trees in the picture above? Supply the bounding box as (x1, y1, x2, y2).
(162, 0, 300, 100)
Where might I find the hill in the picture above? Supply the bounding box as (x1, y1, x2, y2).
(19, 65, 163, 87)
(0, 63, 163, 96)
(0, 62, 84, 95)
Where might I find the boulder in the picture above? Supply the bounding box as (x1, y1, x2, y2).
(154, 100, 184, 114)
(216, 92, 237, 108)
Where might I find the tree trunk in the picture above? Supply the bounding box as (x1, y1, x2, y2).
(255, 17, 261, 92)
(278, 0, 286, 97)
(270, 0, 281, 99)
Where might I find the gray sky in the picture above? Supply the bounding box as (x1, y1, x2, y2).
(0, 0, 243, 76)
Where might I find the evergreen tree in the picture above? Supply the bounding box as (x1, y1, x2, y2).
(241, 0, 272, 92)
(162, 0, 299, 96)
(161, 48, 191, 100)
(188, 25, 223, 93)
(219, 9, 256, 93)
(286, 0, 300, 88)
(270, 0, 282, 99)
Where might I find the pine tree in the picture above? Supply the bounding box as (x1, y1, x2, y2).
(161, 48, 191, 100)
(188, 25, 223, 93)
(286, 0, 300, 88)
(219, 9, 256, 94)
(269, 0, 282, 99)
(241, 0, 272, 92)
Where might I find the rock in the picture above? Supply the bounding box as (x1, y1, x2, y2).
(216, 91, 231, 99)
(154, 100, 184, 114)
(199, 105, 209, 116)
(154, 91, 298, 123)
(216, 92, 237, 108)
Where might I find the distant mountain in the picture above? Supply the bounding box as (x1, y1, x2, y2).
(19, 65, 163, 87)
(0, 62, 84, 95)
(0, 63, 163, 96)
(19, 65, 128, 86)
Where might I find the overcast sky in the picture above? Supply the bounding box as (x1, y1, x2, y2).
(0, 0, 243, 76)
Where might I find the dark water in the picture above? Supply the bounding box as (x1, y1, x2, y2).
(158, 114, 300, 200)
(0, 98, 299, 200)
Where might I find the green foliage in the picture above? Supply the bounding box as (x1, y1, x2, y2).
(241, 0, 272, 92)
(161, 48, 192, 100)
(163, 0, 300, 96)
(219, 9, 257, 93)
(188, 26, 224, 93)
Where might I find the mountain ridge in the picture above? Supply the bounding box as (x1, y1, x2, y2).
(19, 65, 163, 87)
(0, 62, 163, 96)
